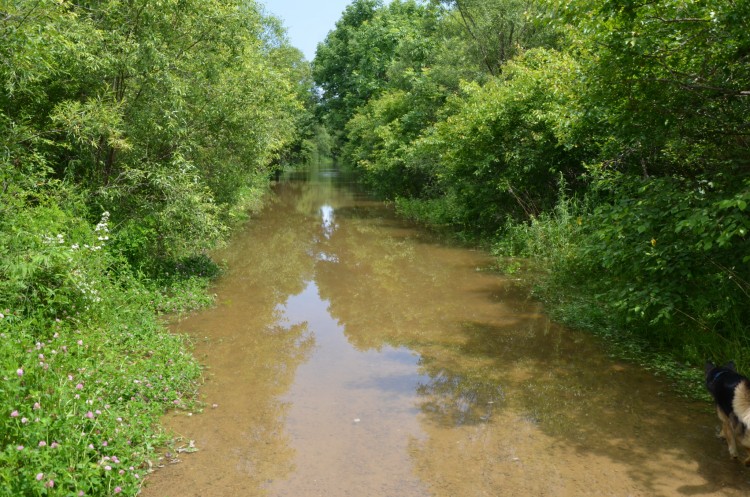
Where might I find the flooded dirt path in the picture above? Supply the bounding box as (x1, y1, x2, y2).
(141, 169, 749, 497)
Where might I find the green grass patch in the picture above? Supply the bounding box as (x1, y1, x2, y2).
(0, 193, 207, 496)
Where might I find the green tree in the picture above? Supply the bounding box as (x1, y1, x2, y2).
(561, 0, 750, 178)
(2, 0, 304, 269)
(408, 49, 587, 233)
(313, 0, 438, 149)
(433, 0, 562, 75)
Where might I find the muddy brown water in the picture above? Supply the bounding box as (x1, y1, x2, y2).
(141, 168, 749, 497)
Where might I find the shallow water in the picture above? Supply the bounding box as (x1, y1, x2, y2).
(141, 168, 750, 496)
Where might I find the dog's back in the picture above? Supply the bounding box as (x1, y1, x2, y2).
(706, 362, 744, 416)
(733, 379, 750, 427)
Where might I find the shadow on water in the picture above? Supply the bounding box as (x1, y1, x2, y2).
(141, 165, 750, 497)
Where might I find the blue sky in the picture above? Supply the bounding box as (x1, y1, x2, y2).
(261, 0, 357, 61)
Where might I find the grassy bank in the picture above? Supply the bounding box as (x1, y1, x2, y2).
(0, 172, 283, 495)
(0, 190, 216, 496)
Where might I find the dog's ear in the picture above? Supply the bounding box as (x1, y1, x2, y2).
(727, 361, 737, 371)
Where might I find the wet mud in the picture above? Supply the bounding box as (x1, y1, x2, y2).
(140, 168, 750, 497)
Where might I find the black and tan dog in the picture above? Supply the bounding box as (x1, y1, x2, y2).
(705, 361, 750, 465)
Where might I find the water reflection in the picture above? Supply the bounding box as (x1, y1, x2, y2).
(143, 166, 750, 497)
(320, 205, 336, 238)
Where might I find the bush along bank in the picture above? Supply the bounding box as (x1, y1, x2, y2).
(492, 179, 749, 400)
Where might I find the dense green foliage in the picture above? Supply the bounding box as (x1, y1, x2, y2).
(1, 0, 309, 494)
(314, 0, 749, 376)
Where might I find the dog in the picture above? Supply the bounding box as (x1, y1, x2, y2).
(705, 361, 750, 465)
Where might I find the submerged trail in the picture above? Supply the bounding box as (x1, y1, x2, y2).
(141, 168, 749, 497)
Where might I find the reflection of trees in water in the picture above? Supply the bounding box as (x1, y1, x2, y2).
(181, 180, 337, 492)
(234, 321, 316, 488)
(307, 192, 603, 438)
(314, 220, 456, 351)
(416, 361, 505, 426)
(215, 181, 324, 304)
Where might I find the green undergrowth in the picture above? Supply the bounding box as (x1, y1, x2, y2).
(491, 182, 749, 401)
(0, 192, 212, 496)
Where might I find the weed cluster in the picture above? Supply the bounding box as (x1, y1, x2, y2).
(1, 192, 204, 496)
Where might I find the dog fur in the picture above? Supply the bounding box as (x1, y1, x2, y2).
(705, 361, 750, 465)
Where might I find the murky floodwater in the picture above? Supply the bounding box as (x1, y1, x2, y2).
(141, 168, 749, 497)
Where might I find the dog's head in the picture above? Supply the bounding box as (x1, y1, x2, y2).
(705, 361, 737, 395)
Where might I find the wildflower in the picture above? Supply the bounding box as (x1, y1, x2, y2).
(51, 442, 59, 448)
(46, 480, 54, 488)
(16, 446, 23, 451)
(85, 411, 94, 419)
(78, 492, 85, 496)
(104, 465, 112, 471)
(38, 441, 46, 447)
(10, 410, 19, 418)
(16, 368, 23, 377)
(0, 312, 4, 319)
(119, 469, 125, 475)
(88, 444, 94, 450)
(76, 383, 84, 390)
(77, 340, 83, 346)
(21, 417, 28, 423)
(101, 440, 107, 446)
(114, 487, 122, 494)
(33, 402, 41, 410)
(36, 473, 44, 481)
